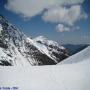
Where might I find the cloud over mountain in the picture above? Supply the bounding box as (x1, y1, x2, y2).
(5, 0, 84, 18)
(5, 0, 87, 32)
(42, 5, 87, 26)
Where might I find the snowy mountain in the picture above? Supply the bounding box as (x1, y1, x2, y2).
(33, 36, 69, 63)
(58, 46, 90, 65)
(0, 15, 69, 66)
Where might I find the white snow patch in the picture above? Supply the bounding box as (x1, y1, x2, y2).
(0, 57, 90, 90)
(58, 46, 90, 65)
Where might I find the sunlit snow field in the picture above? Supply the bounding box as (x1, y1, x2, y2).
(0, 46, 90, 90)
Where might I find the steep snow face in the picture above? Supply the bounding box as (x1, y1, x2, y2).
(34, 36, 69, 63)
(58, 46, 90, 65)
(0, 15, 34, 66)
(0, 15, 69, 66)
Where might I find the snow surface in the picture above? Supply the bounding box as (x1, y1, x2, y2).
(0, 46, 32, 66)
(0, 46, 90, 90)
(58, 46, 90, 65)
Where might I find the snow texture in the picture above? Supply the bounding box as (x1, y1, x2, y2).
(0, 46, 90, 90)
(58, 46, 90, 64)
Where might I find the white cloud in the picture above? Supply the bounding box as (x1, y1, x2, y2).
(5, 0, 87, 32)
(5, 0, 84, 18)
(42, 5, 87, 26)
(56, 24, 80, 32)
(56, 24, 70, 32)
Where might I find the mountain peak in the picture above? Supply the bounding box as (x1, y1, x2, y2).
(34, 35, 61, 47)
(34, 36, 47, 42)
(0, 15, 69, 66)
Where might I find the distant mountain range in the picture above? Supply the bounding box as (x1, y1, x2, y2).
(58, 46, 90, 64)
(63, 44, 89, 55)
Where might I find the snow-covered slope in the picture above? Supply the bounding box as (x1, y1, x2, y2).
(0, 46, 90, 90)
(33, 36, 69, 63)
(58, 46, 90, 65)
(0, 54, 90, 90)
(0, 15, 69, 66)
(0, 27, 90, 90)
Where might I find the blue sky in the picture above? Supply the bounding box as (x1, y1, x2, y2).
(0, 0, 90, 44)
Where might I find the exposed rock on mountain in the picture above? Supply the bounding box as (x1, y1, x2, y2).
(0, 15, 69, 66)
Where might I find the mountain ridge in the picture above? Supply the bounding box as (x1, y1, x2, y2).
(0, 15, 69, 66)
(58, 46, 90, 65)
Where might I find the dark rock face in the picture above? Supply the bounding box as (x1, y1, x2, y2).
(0, 15, 69, 66)
(34, 36, 69, 63)
(0, 60, 12, 66)
(25, 43, 56, 65)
